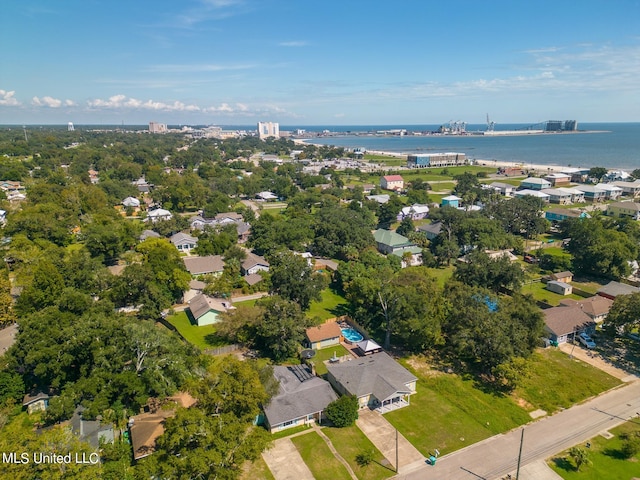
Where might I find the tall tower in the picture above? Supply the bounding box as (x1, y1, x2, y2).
(68, 122, 75, 131)
(257, 122, 280, 139)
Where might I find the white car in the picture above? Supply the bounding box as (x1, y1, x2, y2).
(578, 332, 596, 349)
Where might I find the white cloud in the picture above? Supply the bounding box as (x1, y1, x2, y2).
(0, 90, 20, 106)
(32, 96, 63, 108)
(87, 94, 202, 112)
(145, 63, 255, 73)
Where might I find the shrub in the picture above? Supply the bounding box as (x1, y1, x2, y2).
(325, 395, 358, 427)
(355, 449, 374, 467)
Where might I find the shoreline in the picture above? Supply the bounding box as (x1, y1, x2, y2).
(295, 139, 633, 174)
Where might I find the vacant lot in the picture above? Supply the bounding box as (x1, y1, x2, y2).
(548, 421, 640, 479)
(307, 288, 349, 321)
(384, 349, 621, 457)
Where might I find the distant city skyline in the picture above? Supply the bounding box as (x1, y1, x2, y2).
(1, 0, 639, 125)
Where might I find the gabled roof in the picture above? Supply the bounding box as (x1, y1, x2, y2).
(516, 189, 550, 198)
(382, 175, 404, 181)
(559, 296, 613, 318)
(366, 194, 390, 204)
(242, 252, 269, 271)
(264, 365, 338, 427)
(170, 232, 198, 246)
(373, 229, 412, 248)
(442, 194, 461, 201)
(147, 208, 172, 218)
(122, 196, 141, 207)
(22, 392, 49, 406)
(597, 281, 640, 298)
(608, 201, 640, 212)
(400, 204, 430, 216)
(521, 177, 551, 185)
(544, 306, 595, 337)
(550, 271, 573, 280)
(130, 409, 174, 460)
(417, 221, 443, 235)
(305, 322, 342, 343)
(576, 185, 606, 194)
(326, 352, 417, 401)
(140, 229, 161, 241)
(356, 339, 382, 353)
(188, 293, 231, 319)
(244, 273, 263, 286)
(183, 255, 225, 275)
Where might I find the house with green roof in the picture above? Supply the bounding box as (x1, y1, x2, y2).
(373, 229, 414, 254)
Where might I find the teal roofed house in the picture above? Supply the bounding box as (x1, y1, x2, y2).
(441, 195, 461, 208)
(374, 229, 414, 254)
(545, 208, 590, 223)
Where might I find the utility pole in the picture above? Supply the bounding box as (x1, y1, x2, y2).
(516, 429, 524, 479)
(395, 428, 399, 473)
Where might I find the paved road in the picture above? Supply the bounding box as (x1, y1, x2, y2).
(397, 380, 640, 480)
(0, 323, 18, 354)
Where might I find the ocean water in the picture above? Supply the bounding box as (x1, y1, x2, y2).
(295, 123, 640, 171)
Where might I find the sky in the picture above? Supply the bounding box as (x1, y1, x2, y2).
(1, 0, 640, 125)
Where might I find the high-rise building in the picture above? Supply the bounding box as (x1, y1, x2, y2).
(149, 122, 168, 134)
(257, 122, 279, 139)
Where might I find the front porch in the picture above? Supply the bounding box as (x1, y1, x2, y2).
(375, 396, 410, 414)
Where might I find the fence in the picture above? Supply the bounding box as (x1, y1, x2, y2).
(204, 344, 241, 356)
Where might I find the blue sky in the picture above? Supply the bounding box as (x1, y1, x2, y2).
(1, 0, 639, 125)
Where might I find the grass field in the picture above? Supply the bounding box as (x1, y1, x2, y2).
(523, 280, 584, 306)
(311, 344, 352, 376)
(291, 431, 353, 480)
(323, 425, 395, 480)
(513, 349, 621, 413)
(424, 266, 455, 287)
(165, 310, 228, 349)
(270, 424, 312, 440)
(307, 288, 349, 321)
(239, 456, 276, 480)
(384, 349, 621, 457)
(548, 422, 640, 479)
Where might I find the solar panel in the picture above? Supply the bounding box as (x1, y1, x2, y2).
(289, 364, 313, 382)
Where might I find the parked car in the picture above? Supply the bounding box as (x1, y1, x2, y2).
(578, 332, 596, 349)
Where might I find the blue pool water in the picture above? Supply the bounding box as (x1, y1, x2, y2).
(341, 328, 363, 343)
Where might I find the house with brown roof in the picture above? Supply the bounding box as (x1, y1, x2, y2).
(380, 175, 404, 191)
(188, 293, 234, 326)
(241, 252, 270, 276)
(543, 305, 596, 344)
(22, 392, 49, 414)
(550, 271, 573, 283)
(305, 322, 343, 350)
(559, 296, 614, 323)
(183, 255, 225, 276)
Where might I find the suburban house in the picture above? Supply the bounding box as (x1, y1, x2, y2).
(188, 293, 234, 326)
(373, 229, 415, 255)
(613, 180, 640, 197)
(607, 201, 640, 220)
(122, 196, 141, 208)
(484, 250, 519, 262)
(597, 281, 640, 300)
(214, 211, 244, 224)
(183, 279, 206, 303)
(189, 215, 218, 230)
(544, 173, 572, 186)
(146, 208, 172, 223)
(391, 246, 423, 267)
(71, 407, 115, 448)
(541, 188, 573, 205)
(326, 352, 417, 412)
(22, 392, 49, 414)
(397, 204, 429, 221)
(577, 185, 606, 202)
(305, 322, 343, 350)
(543, 305, 596, 344)
(550, 271, 573, 283)
(559, 296, 614, 324)
(380, 175, 404, 191)
(263, 365, 338, 433)
(441, 195, 461, 208)
(366, 194, 390, 204)
(257, 191, 278, 201)
(595, 183, 623, 200)
(183, 255, 225, 276)
(545, 208, 590, 223)
(417, 221, 443, 241)
(170, 232, 198, 253)
(514, 189, 550, 202)
(139, 229, 162, 242)
(546, 280, 572, 295)
(236, 222, 251, 243)
(241, 252, 270, 276)
(489, 182, 515, 197)
(520, 177, 552, 190)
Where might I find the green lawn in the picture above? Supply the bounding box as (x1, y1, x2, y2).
(239, 456, 276, 480)
(428, 181, 456, 193)
(291, 431, 353, 480)
(270, 424, 312, 440)
(384, 359, 531, 456)
(324, 426, 395, 480)
(514, 349, 621, 413)
(548, 422, 640, 479)
(311, 344, 352, 376)
(384, 350, 621, 457)
(166, 311, 228, 350)
(523, 281, 584, 306)
(424, 266, 454, 288)
(307, 288, 349, 321)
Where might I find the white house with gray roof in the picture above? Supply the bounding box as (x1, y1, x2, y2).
(326, 352, 417, 412)
(263, 365, 338, 433)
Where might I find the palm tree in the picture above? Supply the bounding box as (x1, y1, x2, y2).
(569, 446, 592, 471)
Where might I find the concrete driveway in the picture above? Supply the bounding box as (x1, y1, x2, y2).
(0, 323, 17, 355)
(356, 409, 424, 473)
(558, 342, 637, 382)
(262, 438, 314, 480)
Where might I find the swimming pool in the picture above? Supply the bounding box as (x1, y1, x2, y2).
(341, 327, 363, 343)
